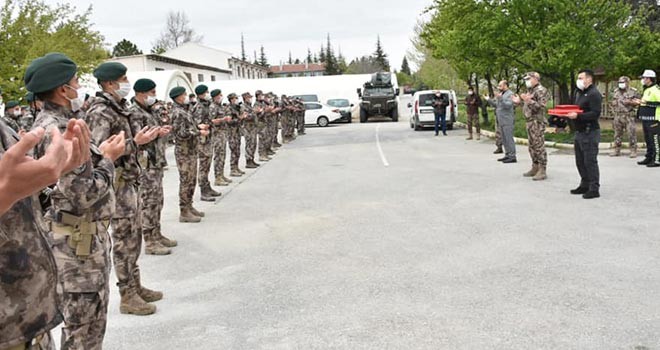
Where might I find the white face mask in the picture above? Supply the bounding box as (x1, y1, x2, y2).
(146, 95, 157, 106)
(618, 83, 626, 90)
(183, 97, 190, 105)
(525, 80, 533, 89)
(116, 82, 131, 98)
(13, 109, 22, 117)
(65, 85, 86, 112)
(203, 94, 212, 102)
(576, 79, 585, 90)
(468, 91, 474, 95)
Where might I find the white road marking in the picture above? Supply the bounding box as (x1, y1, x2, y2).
(376, 124, 390, 167)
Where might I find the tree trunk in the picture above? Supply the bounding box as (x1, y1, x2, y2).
(558, 81, 571, 104)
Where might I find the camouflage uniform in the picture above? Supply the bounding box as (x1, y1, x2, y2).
(85, 92, 147, 307)
(240, 98, 258, 165)
(611, 86, 641, 154)
(296, 99, 306, 135)
(0, 120, 61, 350)
(19, 113, 35, 131)
(224, 102, 243, 173)
(281, 98, 293, 142)
(191, 99, 215, 195)
(1, 113, 21, 133)
(33, 101, 116, 350)
(253, 98, 270, 159)
(270, 95, 282, 148)
(209, 101, 229, 181)
(171, 102, 200, 209)
(129, 101, 169, 250)
(522, 84, 550, 168)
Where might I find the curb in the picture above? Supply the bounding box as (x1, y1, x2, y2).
(454, 121, 645, 151)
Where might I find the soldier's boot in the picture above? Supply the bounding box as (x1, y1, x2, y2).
(273, 142, 282, 148)
(120, 288, 156, 315)
(259, 155, 271, 162)
(145, 241, 171, 255)
(138, 286, 163, 303)
(629, 149, 638, 158)
(523, 164, 540, 177)
(203, 186, 222, 197)
(466, 133, 473, 140)
(532, 166, 547, 181)
(493, 147, 503, 154)
(246, 160, 260, 168)
(214, 177, 230, 186)
(179, 208, 201, 223)
(267, 149, 276, 156)
(190, 206, 205, 218)
(221, 175, 233, 183)
(200, 192, 216, 202)
(230, 168, 243, 177)
(238, 168, 246, 174)
(157, 233, 178, 247)
(609, 148, 621, 157)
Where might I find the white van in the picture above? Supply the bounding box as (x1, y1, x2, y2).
(407, 90, 458, 131)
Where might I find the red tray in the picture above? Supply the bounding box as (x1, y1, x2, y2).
(548, 108, 582, 116)
(554, 105, 581, 110)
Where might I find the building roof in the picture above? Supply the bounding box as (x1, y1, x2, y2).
(269, 63, 326, 74)
(111, 54, 232, 74)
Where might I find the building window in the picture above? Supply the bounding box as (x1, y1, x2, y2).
(185, 72, 192, 82)
(198, 74, 204, 82)
(155, 67, 164, 71)
(242, 67, 245, 78)
(211, 75, 216, 82)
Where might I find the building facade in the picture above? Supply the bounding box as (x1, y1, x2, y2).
(269, 63, 326, 78)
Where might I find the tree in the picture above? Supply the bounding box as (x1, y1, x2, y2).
(151, 11, 202, 53)
(319, 44, 326, 63)
(324, 34, 341, 75)
(294, 58, 301, 64)
(346, 56, 382, 74)
(112, 39, 142, 57)
(0, 0, 106, 99)
(401, 57, 411, 75)
(372, 35, 390, 71)
(337, 47, 348, 74)
(288, 51, 293, 64)
(241, 33, 247, 62)
(306, 48, 313, 63)
(258, 45, 268, 67)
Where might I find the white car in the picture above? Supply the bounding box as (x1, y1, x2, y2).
(408, 90, 458, 131)
(304, 102, 342, 127)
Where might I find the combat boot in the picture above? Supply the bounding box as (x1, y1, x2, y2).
(190, 206, 205, 217)
(246, 160, 260, 168)
(230, 169, 243, 177)
(466, 134, 473, 140)
(120, 288, 156, 315)
(203, 186, 222, 197)
(273, 142, 282, 148)
(145, 241, 171, 255)
(179, 208, 201, 223)
(214, 177, 230, 186)
(138, 286, 163, 303)
(157, 233, 178, 247)
(609, 149, 621, 157)
(259, 155, 271, 162)
(629, 149, 638, 158)
(523, 164, 540, 177)
(532, 166, 547, 181)
(238, 168, 246, 175)
(267, 150, 276, 156)
(222, 175, 233, 183)
(200, 193, 216, 202)
(493, 147, 503, 154)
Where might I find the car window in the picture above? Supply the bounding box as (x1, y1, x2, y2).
(305, 103, 322, 110)
(295, 95, 318, 102)
(363, 88, 393, 97)
(327, 99, 349, 107)
(420, 93, 448, 107)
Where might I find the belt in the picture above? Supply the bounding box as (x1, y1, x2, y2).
(50, 212, 109, 257)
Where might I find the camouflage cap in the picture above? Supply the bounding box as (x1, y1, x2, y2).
(618, 76, 631, 83)
(242, 92, 252, 98)
(255, 90, 263, 96)
(523, 72, 540, 80)
(227, 93, 238, 100)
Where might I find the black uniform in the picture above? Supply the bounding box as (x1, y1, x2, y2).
(573, 84, 602, 194)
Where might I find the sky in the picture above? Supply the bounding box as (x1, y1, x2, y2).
(48, 0, 433, 72)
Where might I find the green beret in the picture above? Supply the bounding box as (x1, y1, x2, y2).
(93, 62, 127, 82)
(24, 53, 77, 93)
(195, 85, 208, 95)
(25, 92, 35, 102)
(6, 100, 19, 109)
(133, 78, 156, 93)
(169, 86, 187, 99)
(210, 89, 222, 97)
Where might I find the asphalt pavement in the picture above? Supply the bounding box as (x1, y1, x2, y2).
(58, 99, 660, 349)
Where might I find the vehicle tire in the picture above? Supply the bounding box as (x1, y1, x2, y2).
(409, 119, 414, 129)
(360, 109, 368, 123)
(347, 113, 352, 123)
(391, 108, 399, 122)
(317, 116, 329, 127)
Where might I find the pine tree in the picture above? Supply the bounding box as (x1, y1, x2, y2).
(112, 39, 142, 57)
(337, 46, 348, 74)
(241, 33, 247, 61)
(372, 35, 390, 71)
(401, 56, 411, 75)
(294, 58, 301, 64)
(324, 34, 341, 75)
(306, 48, 313, 63)
(313, 53, 318, 63)
(319, 44, 326, 63)
(258, 45, 268, 67)
(253, 50, 258, 65)
(288, 51, 293, 64)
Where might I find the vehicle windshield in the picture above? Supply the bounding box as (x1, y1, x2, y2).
(294, 95, 318, 102)
(327, 99, 350, 107)
(364, 88, 393, 97)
